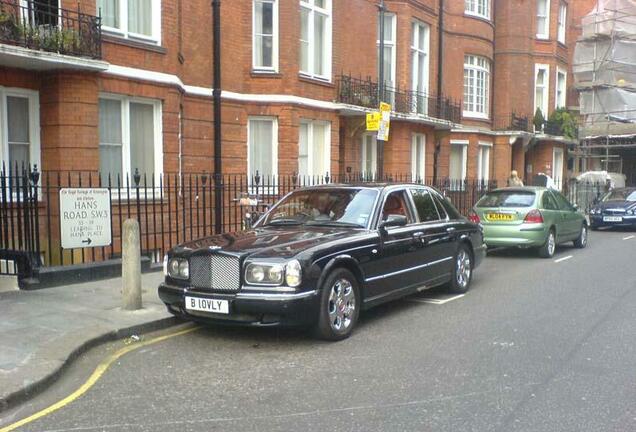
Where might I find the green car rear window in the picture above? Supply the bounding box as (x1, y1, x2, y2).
(476, 191, 536, 208)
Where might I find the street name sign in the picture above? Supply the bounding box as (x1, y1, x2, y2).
(60, 188, 112, 249)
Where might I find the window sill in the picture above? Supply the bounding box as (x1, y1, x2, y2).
(298, 74, 334, 88)
(103, 34, 167, 54)
(462, 113, 490, 121)
(463, 12, 493, 25)
(251, 70, 283, 79)
(535, 36, 551, 42)
(557, 41, 567, 49)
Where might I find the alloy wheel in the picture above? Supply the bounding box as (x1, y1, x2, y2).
(548, 232, 556, 256)
(456, 249, 472, 288)
(328, 278, 356, 332)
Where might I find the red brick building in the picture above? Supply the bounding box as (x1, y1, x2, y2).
(0, 0, 582, 187)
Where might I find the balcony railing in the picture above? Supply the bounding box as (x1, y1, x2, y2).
(0, 0, 101, 59)
(493, 113, 532, 132)
(336, 74, 462, 124)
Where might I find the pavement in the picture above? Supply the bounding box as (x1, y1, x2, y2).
(1, 229, 634, 432)
(0, 271, 173, 412)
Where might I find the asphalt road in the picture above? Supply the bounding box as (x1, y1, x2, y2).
(2, 229, 636, 432)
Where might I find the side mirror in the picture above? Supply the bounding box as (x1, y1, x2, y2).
(572, 204, 579, 211)
(380, 214, 408, 230)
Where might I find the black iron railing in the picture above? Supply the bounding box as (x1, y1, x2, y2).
(0, 0, 101, 59)
(0, 167, 500, 280)
(493, 113, 532, 132)
(336, 74, 462, 124)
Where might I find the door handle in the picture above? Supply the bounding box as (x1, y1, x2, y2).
(412, 231, 427, 245)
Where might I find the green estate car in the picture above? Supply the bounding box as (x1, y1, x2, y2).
(469, 187, 588, 258)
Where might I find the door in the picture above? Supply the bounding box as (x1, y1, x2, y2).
(540, 190, 561, 238)
(364, 189, 424, 301)
(550, 190, 581, 240)
(409, 188, 456, 283)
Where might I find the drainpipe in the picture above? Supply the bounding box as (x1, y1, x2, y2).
(377, 0, 386, 180)
(433, 0, 444, 184)
(212, 0, 222, 234)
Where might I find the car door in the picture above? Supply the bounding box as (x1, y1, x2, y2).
(409, 188, 455, 284)
(551, 190, 581, 240)
(541, 190, 561, 236)
(365, 189, 425, 301)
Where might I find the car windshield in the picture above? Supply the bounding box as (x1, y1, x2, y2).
(602, 189, 636, 202)
(259, 188, 378, 228)
(476, 191, 536, 208)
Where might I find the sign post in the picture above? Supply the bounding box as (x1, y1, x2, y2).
(60, 188, 112, 249)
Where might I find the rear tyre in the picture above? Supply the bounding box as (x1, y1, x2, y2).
(538, 229, 556, 258)
(314, 268, 360, 341)
(448, 244, 473, 294)
(573, 224, 588, 248)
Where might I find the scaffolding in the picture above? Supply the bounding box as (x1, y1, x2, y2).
(573, 0, 636, 175)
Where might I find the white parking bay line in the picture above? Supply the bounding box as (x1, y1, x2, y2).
(409, 294, 465, 305)
(623, 235, 635, 240)
(554, 255, 573, 263)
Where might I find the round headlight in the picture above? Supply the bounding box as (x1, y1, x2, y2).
(268, 265, 283, 283)
(178, 260, 189, 279)
(248, 265, 265, 283)
(285, 260, 302, 287)
(168, 258, 180, 277)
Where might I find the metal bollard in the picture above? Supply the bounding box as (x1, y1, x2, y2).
(122, 218, 142, 310)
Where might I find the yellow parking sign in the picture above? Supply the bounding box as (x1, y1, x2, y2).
(366, 112, 381, 131)
(379, 102, 391, 112)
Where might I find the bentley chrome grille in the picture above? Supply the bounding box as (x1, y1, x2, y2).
(190, 255, 241, 291)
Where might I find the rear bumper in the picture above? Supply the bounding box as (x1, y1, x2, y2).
(482, 223, 548, 248)
(158, 283, 320, 327)
(590, 215, 636, 228)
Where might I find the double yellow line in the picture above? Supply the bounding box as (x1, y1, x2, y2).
(0, 326, 199, 432)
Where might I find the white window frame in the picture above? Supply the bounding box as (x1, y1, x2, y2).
(411, 20, 430, 115)
(298, 120, 331, 178)
(536, 0, 551, 40)
(361, 133, 378, 178)
(556, 67, 567, 109)
(534, 64, 550, 123)
(98, 0, 162, 45)
(552, 146, 564, 190)
(411, 133, 426, 182)
(0, 87, 41, 172)
(477, 141, 492, 183)
(449, 140, 468, 188)
(465, 0, 490, 20)
(557, 2, 567, 44)
(377, 12, 397, 96)
(98, 94, 163, 185)
(252, 0, 279, 72)
(463, 55, 491, 119)
(299, 0, 332, 81)
(247, 116, 278, 190)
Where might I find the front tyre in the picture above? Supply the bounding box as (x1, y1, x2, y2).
(573, 224, 588, 248)
(314, 268, 360, 341)
(448, 244, 473, 294)
(538, 229, 556, 258)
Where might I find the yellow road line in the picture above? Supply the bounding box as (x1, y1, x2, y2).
(0, 325, 199, 432)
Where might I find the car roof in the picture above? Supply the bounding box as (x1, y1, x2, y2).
(490, 186, 549, 193)
(296, 183, 434, 191)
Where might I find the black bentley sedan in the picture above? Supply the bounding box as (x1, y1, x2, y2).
(159, 184, 486, 340)
(589, 187, 636, 230)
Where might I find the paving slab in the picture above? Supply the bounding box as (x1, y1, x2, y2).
(0, 271, 174, 411)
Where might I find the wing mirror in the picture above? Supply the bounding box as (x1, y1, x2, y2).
(380, 214, 408, 230)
